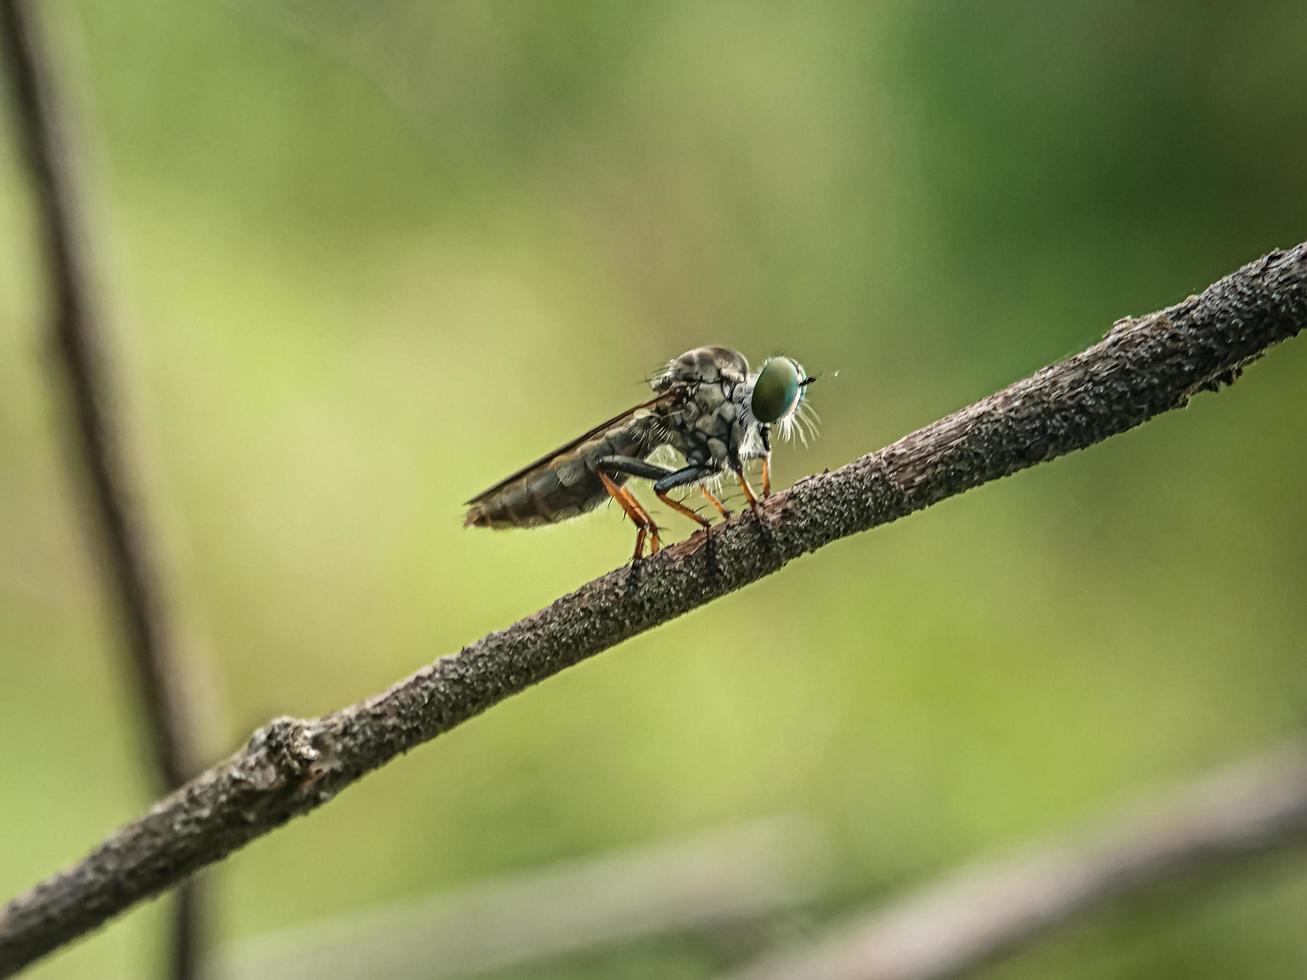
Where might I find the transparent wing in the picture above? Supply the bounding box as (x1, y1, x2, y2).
(465, 388, 684, 505)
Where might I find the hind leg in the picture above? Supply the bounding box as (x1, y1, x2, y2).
(596, 457, 679, 557)
(597, 470, 659, 559)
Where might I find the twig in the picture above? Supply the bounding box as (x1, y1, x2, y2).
(219, 816, 826, 980)
(0, 243, 1303, 975)
(0, 2, 204, 977)
(719, 743, 1307, 980)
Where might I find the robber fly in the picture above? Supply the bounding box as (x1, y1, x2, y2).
(464, 346, 817, 560)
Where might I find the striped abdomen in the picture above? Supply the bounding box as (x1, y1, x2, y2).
(465, 412, 665, 530)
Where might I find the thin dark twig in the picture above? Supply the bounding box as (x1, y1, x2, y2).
(0, 243, 1304, 975)
(719, 742, 1307, 980)
(0, 2, 203, 977)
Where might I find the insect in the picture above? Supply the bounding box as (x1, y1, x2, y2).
(464, 346, 817, 560)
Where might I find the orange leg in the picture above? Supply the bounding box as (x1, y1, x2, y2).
(736, 469, 760, 512)
(657, 489, 712, 530)
(598, 471, 658, 559)
(761, 457, 772, 498)
(622, 485, 662, 553)
(700, 486, 731, 520)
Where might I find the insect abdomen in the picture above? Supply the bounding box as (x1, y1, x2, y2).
(463, 454, 600, 528)
(465, 421, 658, 530)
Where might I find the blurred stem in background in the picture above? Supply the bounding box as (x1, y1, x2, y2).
(220, 816, 829, 980)
(210, 744, 1307, 980)
(0, 2, 209, 978)
(724, 741, 1307, 980)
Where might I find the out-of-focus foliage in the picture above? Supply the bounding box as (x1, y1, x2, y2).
(2, 2, 1306, 978)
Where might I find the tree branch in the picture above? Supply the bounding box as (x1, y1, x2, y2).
(719, 742, 1307, 980)
(0, 2, 205, 976)
(0, 242, 1303, 974)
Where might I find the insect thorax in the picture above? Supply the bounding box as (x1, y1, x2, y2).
(652, 346, 756, 469)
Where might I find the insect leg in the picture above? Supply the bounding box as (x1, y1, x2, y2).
(652, 464, 720, 530)
(629, 485, 662, 553)
(731, 458, 774, 555)
(761, 456, 772, 498)
(700, 487, 731, 519)
(654, 464, 728, 572)
(734, 463, 760, 512)
(596, 457, 667, 555)
(657, 493, 709, 529)
(595, 456, 674, 482)
(597, 469, 654, 559)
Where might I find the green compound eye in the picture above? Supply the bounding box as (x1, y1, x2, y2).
(750, 356, 804, 424)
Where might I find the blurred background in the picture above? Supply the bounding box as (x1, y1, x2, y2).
(3, 2, 1307, 978)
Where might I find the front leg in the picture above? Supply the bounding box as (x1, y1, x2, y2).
(730, 453, 775, 551)
(731, 458, 761, 513)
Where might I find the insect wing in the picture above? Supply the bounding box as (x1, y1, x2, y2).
(464, 387, 684, 505)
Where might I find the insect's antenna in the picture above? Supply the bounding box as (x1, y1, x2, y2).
(800, 367, 838, 388)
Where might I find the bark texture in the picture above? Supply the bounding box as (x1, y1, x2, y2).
(0, 242, 1304, 974)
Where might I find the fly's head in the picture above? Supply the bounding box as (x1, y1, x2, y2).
(650, 346, 818, 463)
(736, 355, 819, 454)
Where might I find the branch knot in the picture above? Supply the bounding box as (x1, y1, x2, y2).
(240, 716, 325, 793)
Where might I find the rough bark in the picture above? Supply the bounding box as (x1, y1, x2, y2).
(0, 243, 1304, 974)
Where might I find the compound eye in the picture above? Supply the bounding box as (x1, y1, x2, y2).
(750, 357, 802, 424)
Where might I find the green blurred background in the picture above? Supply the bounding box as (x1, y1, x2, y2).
(3, 2, 1306, 977)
